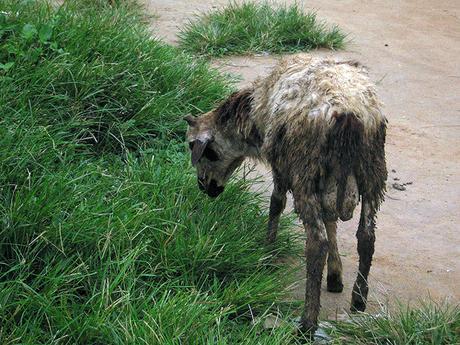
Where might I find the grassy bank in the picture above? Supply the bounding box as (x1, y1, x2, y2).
(178, 1, 346, 57)
(0, 1, 299, 343)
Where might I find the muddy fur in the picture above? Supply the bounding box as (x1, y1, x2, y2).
(185, 54, 387, 335)
(325, 221, 343, 293)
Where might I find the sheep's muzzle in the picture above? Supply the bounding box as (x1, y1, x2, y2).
(198, 178, 224, 198)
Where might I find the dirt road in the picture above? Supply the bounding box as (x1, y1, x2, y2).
(143, 0, 460, 318)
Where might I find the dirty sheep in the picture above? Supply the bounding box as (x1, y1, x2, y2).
(185, 54, 387, 335)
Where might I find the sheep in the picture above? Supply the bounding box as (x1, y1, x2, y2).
(184, 54, 387, 335)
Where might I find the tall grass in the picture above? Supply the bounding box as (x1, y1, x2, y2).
(0, 1, 300, 343)
(178, 1, 346, 57)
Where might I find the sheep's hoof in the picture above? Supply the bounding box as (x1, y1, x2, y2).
(297, 319, 317, 341)
(327, 273, 344, 293)
(264, 237, 276, 246)
(350, 298, 367, 313)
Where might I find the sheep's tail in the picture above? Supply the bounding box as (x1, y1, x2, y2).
(326, 111, 387, 215)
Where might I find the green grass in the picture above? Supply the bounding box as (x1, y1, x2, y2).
(0, 1, 301, 343)
(178, 1, 346, 57)
(328, 301, 460, 345)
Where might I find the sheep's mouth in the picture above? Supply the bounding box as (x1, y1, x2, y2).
(198, 178, 224, 198)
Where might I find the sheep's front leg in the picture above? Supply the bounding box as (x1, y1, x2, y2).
(266, 173, 287, 244)
(325, 220, 343, 293)
(351, 200, 376, 312)
(296, 194, 328, 336)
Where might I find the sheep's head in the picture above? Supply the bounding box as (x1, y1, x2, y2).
(184, 112, 245, 198)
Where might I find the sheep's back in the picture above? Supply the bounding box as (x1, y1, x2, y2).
(253, 55, 384, 133)
(256, 55, 387, 212)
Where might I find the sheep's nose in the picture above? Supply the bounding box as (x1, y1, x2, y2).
(206, 179, 224, 198)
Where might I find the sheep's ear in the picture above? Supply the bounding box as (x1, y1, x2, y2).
(184, 114, 197, 127)
(191, 139, 208, 165)
(191, 133, 213, 165)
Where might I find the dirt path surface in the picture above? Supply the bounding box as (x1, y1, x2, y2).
(143, 0, 460, 318)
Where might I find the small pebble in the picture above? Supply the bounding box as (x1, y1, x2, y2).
(255, 51, 270, 57)
(392, 182, 406, 191)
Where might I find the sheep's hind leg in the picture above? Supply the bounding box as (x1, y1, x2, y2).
(351, 200, 376, 312)
(325, 220, 343, 293)
(296, 194, 328, 336)
(266, 173, 287, 244)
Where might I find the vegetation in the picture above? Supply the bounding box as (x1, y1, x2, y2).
(178, 1, 346, 57)
(328, 301, 460, 345)
(0, 1, 299, 343)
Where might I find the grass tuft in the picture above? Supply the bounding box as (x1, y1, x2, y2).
(178, 1, 346, 57)
(327, 301, 460, 345)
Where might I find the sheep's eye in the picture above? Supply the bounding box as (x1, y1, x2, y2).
(188, 141, 219, 161)
(203, 147, 219, 161)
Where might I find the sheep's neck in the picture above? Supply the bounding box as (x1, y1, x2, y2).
(232, 111, 266, 161)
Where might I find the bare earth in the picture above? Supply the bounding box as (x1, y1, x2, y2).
(143, 0, 460, 318)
